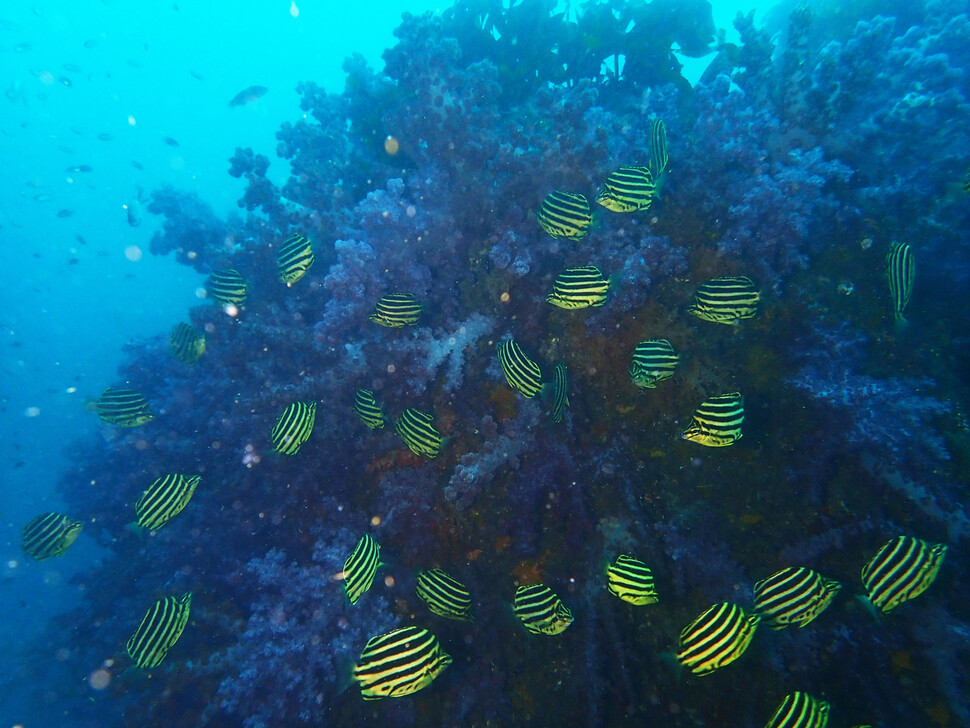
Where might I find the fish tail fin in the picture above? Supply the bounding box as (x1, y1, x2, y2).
(657, 651, 684, 682)
(335, 651, 358, 694)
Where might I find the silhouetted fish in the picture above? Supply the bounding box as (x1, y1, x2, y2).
(56, 209, 73, 218)
(163, 136, 179, 147)
(229, 85, 267, 107)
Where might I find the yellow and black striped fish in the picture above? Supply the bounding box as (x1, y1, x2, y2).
(353, 626, 452, 700)
(682, 392, 744, 447)
(753, 567, 840, 630)
(206, 268, 248, 307)
(551, 362, 569, 424)
(96, 386, 154, 427)
(535, 191, 592, 240)
(513, 584, 574, 635)
(764, 691, 831, 728)
(134, 474, 201, 531)
(497, 339, 543, 398)
(647, 117, 669, 180)
(629, 338, 679, 389)
(343, 533, 381, 605)
(270, 401, 316, 455)
(861, 535, 946, 613)
(169, 322, 205, 364)
(687, 275, 760, 324)
(395, 408, 443, 458)
(886, 241, 914, 323)
(546, 265, 609, 309)
(676, 602, 759, 676)
(369, 293, 422, 327)
(416, 568, 474, 621)
(127, 592, 192, 669)
(22, 512, 83, 561)
(606, 554, 658, 606)
(353, 389, 386, 429)
(277, 233, 314, 285)
(595, 166, 656, 212)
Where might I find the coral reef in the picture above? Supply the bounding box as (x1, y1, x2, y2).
(29, 1, 970, 727)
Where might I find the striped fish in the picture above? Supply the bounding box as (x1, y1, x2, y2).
(497, 339, 543, 398)
(395, 408, 443, 458)
(96, 387, 154, 427)
(369, 293, 422, 327)
(353, 626, 452, 700)
(551, 362, 569, 424)
(647, 117, 669, 180)
(861, 535, 946, 613)
(513, 584, 574, 635)
(353, 389, 386, 429)
(595, 166, 656, 212)
(764, 692, 831, 728)
(169, 322, 205, 364)
(886, 241, 914, 323)
(22, 512, 83, 561)
(270, 401, 316, 455)
(753, 567, 841, 630)
(343, 533, 381, 605)
(687, 275, 760, 324)
(676, 602, 759, 676)
(606, 554, 658, 606)
(134, 474, 201, 531)
(546, 265, 609, 309)
(127, 592, 192, 669)
(416, 568, 474, 621)
(682, 392, 744, 448)
(277, 233, 314, 285)
(206, 268, 248, 306)
(629, 338, 679, 389)
(535, 191, 592, 240)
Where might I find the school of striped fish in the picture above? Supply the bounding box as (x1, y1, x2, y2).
(20, 116, 934, 722)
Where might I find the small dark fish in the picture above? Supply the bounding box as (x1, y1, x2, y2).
(162, 136, 179, 147)
(134, 474, 201, 531)
(127, 593, 192, 669)
(58, 76, 72, 87)
(97, 132, 114, 141)
(395, 408, 443, 458)
(353, 389, 386, 429)
(270, 401, 316, 455)
(66, 164, 93, 173)
(169, 322, 205, 364)
(56, 209, 73, 218)
(416, 569, 474, 621)
(96, 387, 153, 427)
(277, 233, 314, 285)
(84, 39, 99, 48)
(369, 293, 422, 327)
(131, 160, 144, 170)
(546, 265, 609, 309)
(205, 268, 247, 306)
(551, 362, 569, 424)
(353, 626, 451, 700)
(75, 234, 88, 245)
(606, 554, 658, 606)
(513, 584, 573, 635)
(22, 512, 83, 561)
(764, 692, 830, 728)
(596, 166, 656, 212)
(497, 339, 543, 399)
(687, 275, 761, 324)
(861, 535, 946, 613)
(343, 534, 381, 605)
(535, 190, 591, 240)
(647, 117, 669, 179)
(886, 241, 914, 323)
(189, 70, 204, 81)
(682, 392, 744, 448)
(753, 567, 840, 630)
(229, 85, 268, 107)
(629, 338, 679, 389)
(677, 602, 759, 676)
(67, 258, 79, 265)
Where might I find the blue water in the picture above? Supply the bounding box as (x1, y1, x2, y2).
(3, 0, 968, 726)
